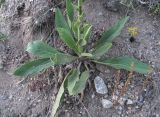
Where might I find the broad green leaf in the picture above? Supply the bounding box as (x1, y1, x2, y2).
(67, 69, 80, 95)
(51, 53, 77, 65)
(72, 70, 89, 95)
(0, 32, 7, 41)
(55, 8, 70, 31)
(94, 56, 153, 74)
(66, 0, 74, 22)
(51, 69, 70, 117)
(14, 58, 52, 77)
(26, 40, 77, 63)
(96, 17, 129, 48)
(57, 28, 80, 54)
(26, 40, 59, 58)
(92, 43, 112, 59)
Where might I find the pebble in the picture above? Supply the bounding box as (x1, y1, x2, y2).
(94, 76, 108, 94)
(0, 95, 8, 100)
(98, 12, 102, 16)
(101, 99, 113, 109)
(126, 99, 134, 105)
(91, 93, 95, 99)
(9, 95, 13, 100)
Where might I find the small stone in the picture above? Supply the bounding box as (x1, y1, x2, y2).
(101, 99, 113, 109)
(0, 95, 8, 100)
(98, 12, 102, 16)
(66, 101, 70, 104)
(91, 93, 95, 99)
(9, 95, 13, 100)
(37, 99, 41, 103)
(94, 76, 108, 94)
(32, 103, 37, 107)
(27, 97, 31, 101)
(126, 99, 133, 105)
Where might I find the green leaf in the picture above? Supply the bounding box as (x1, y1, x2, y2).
(96, 17, 129, 48)
(51, 69, 70, 117)
(51, 53, 77, 65)
(14, 58, 53, 77)
(77, 0, 84, 15)
(55, 8, 70, 31)
(67, 69, 80, 95)
(51, 82, 64, 117)
(67, 16, 72, 28)
(81, 53, 93, 57)
(92, 43, 112, 59)
(57, 28, 80, 54)
(72, 70, 89, 95)
(66, 0, 74, 22)
(26, 40, 77, 64)
(72, 20, 80, 38)
(94, 56, 153, 74)
(83, 24, 92, 42)
(78, 39, 87, 46)
(26, 40, 59, 58)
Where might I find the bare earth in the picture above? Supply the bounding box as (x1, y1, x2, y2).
(0, 0, 160, 117)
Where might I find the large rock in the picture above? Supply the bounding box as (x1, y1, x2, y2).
(94, 76, 108, 95)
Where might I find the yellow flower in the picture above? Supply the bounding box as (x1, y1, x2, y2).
(128, 27, 139, 37)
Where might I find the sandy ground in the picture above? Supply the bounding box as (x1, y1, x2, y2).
(0, 0, 160, 117)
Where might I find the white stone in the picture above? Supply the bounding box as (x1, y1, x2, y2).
(94, 76, 108, 94)
(101, 99, 113, 109)
(127, 99, 134, 105)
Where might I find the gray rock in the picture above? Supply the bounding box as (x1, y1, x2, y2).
(94, 76, 108, 94)
(126, 99, 134, 105)
(101, 99, 113, 109)
(0, 95, 9, 100)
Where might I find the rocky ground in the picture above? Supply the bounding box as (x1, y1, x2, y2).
(0, 0, 160, 117)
